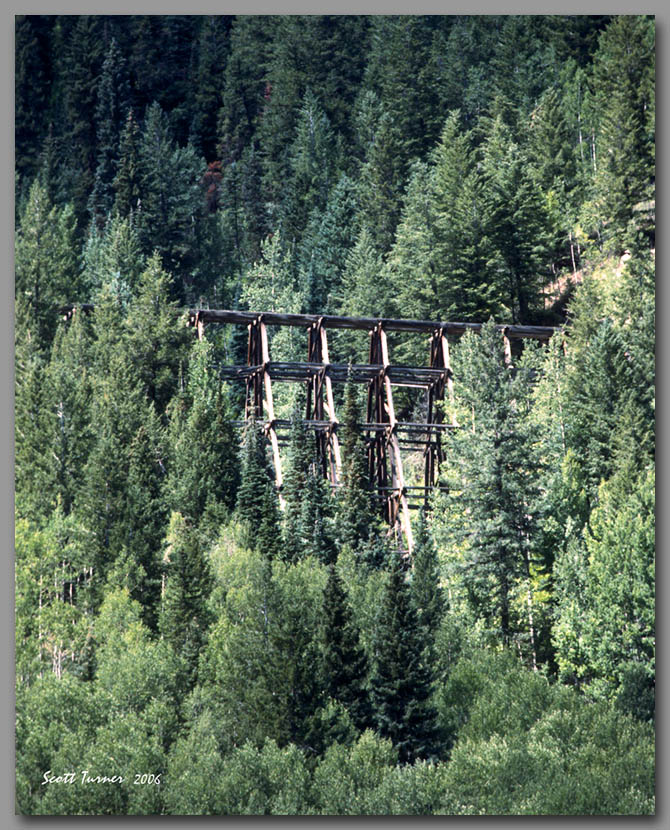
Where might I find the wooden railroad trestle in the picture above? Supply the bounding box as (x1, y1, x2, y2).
(190, 309, 558, 552)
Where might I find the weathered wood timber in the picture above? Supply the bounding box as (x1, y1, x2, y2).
(189, 308, 558, 340)
(186, 308, 560, 553)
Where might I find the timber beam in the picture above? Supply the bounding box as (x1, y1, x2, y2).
(188, 308, 559, 341)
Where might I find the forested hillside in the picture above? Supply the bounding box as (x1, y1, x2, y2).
(15, 15, 655, 815)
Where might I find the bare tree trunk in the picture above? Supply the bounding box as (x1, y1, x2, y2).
(569, 230, 577, 276)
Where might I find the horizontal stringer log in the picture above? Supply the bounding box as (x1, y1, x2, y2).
(189, 308, 560, 553)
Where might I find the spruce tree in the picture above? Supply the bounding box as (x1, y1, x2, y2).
(160, 512, 213, 693)
(121, 401, 169, 629)
(59, 15, 105, 224)
(370, 549, 440, 764)
(15, 15, 54, 188)
(237, 423, 280, 557)
(282, 413, 315, 558)
(299, 469, 335, 565)
(336, 380, 374, 551)
(15, 179, 80, 350)
(297, 171, 358, 314)
(450, 321, 542, 656)
(45, 312, 95, 516)
(410, 509, 444, 663)
(354, 102, 405, 255)
(281, 90, 337, 249)
(565, 317, 638, 503)
(480, 116, 552, 322)
(14, 314, 57, 524)
(113, 109, 141, 218)
(88, 38, 130, 227)
(188, 15, 231, 161)
(321, 565, 371, 732)
(587, 15, 655, 252)
(257, 481, 283, 562)
(166, 340, 240, 535)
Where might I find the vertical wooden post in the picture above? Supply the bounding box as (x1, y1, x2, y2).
(440, 331, 456, 425)
(320, 324, 342, 484)
(258, 317, 283, 501)
(196, 310, 205, 342)
(366, 326, 389, 519)
(378, 325, 413, 554)
(503, 327, 512, 367)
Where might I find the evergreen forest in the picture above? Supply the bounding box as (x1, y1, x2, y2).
(14, 14, 655, 815)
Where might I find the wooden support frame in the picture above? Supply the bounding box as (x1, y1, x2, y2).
(366, 324, 414, 551)
(185, 307, 559, 555)
(244, 317, 284, 502)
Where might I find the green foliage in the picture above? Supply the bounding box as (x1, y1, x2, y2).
(213, 740, 311, 815)
(200, 547, 327, 750)
(370, 550, 441, 763)
(16, 673, 105, 814)
(15, 508, 93, 685)
(320, 565, 371, 733)
(446, 323, 542, 656)
(14, 15, 655, 816)
(159, 513, 214, 691)
(553, 468, 655, 720)
(410, 510, 445, 662)
(435, 649, 654, 815)
(166, 338, 240, 534)
(88, 38, 130, 225)
(236, 423, 281, 557)
(15, 180, 80, 348)
(583, 16, 655, 252)
(310, 730, 397, 814)
(336, 381, 375, 550)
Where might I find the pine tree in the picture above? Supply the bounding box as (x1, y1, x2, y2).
(166, 339, 240, 534)
(122, 252, 190, 414)
(113, 109, 141, 218)
(430, 112, 502, 319)
(354, 100, 406, 255)
(15, 179, 80, 350)
(257, 481, 283, 562)
(88, 38, 131, 227)
(237, 423, 279, 557)
(299, 469, 335, 565)
(188, 16, 231, 161)
(217, 15, 271, 164)
(336, 380, 374, 551)
(586, 15, 655, 252)
(337, 228, 391, 323)
(281, 413, 315, 557)
(14, 313, 57, 524)
(450, 322, 542, 657)
(59, 15, 106, 225)
(297, 171, 358, 314)
(44, 311, 95, 515)
(362, 16, 448, 164)
(480, 116, 552, 322)
(82, 211, 145, 300)
(370, 549, 440, 764)
(120, 401, 169, 629)
(135, 102, 208, 298)
(160, 512, 213, 692)
(15, 15, 54, 188)
(321, 565, 371, 731)
(565, 317, 637, 502)
(280, 90, 337, 249)
(410, 510, 444, 664)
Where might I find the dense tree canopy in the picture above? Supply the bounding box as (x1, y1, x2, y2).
(15, 14, 654, 816)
